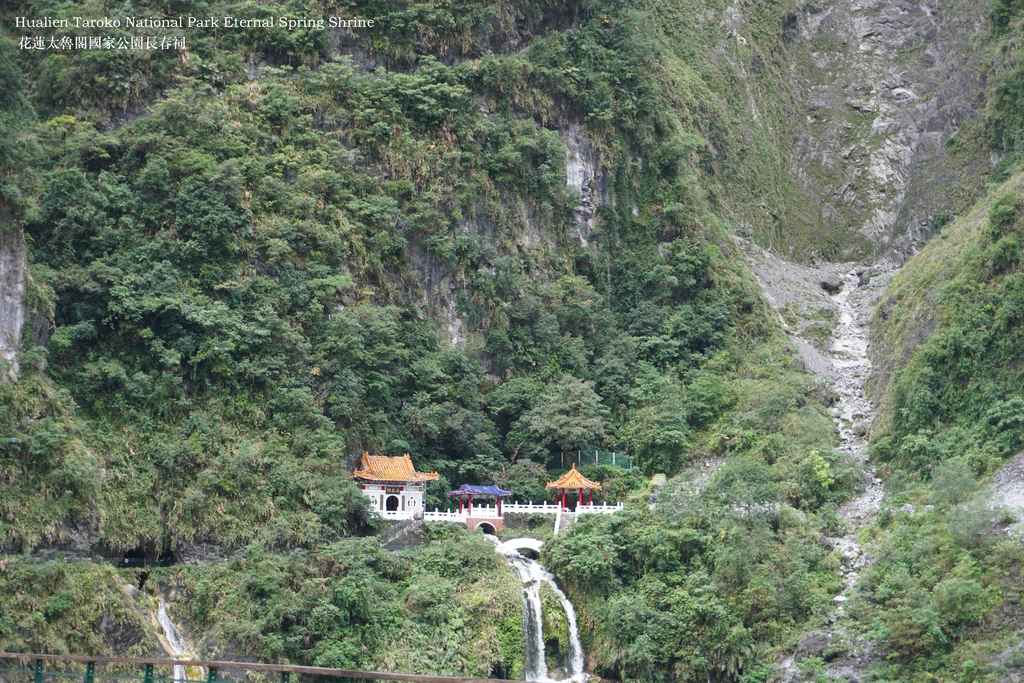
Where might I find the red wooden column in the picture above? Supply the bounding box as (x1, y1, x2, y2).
(458, 497, 463, 513)
(497, 497, 502, 515)
(561, 488, 566, 509)
(588, 490, 592, 505)
(468, 495, 473, 516)
(578, 489, 582, 507)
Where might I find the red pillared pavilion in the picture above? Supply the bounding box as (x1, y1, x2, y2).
(546, 464, 601, 509)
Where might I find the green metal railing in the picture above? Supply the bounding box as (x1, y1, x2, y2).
(553, 448, 633, 470)
(0, 658, 253, 683)
(0, 654, 525, 683)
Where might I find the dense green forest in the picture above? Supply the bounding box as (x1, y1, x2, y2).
(0, 0, 823, 552)
(4, 0, 1024, 680)
(0, 0, 849, 678)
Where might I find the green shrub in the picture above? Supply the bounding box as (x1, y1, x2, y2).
(930, 460, 979, 507)
(988, 191, 1019, 236)
(991, 0, 1024, 31)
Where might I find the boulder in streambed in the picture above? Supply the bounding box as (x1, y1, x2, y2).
(820, 275, 844, 293)
(807, 380, 838, 406)
(794, 631, 832, 662)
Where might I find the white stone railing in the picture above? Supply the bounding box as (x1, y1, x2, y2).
(423, 509, 467, 523)
(470, 505, 500, 517)
(503, 502, 562, 514)
(420, 501, 623, 525)
(379, 510, 415, 520)
(576, 503, 624, 515)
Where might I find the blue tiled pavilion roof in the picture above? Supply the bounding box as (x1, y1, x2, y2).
(447, 484, 512, 497)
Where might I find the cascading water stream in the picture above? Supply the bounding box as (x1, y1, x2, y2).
(156, 600, 204, 683)
(489, 537, 587, 683)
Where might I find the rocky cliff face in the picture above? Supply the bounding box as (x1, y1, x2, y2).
(563, 124, 606, 248)
(785, 0, 991, 262)
(0, 215, 25, 381)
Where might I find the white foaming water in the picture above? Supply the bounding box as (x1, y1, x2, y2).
(489, 536, 587, 682)
(156, 600, 204, 683)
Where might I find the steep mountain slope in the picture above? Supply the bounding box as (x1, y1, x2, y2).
(0, 0, 852, 560)
(2, 0, 1024, 681)
(771, 3, 1024, 679)
(783, 0, 992, 261)
(0, 1, 849, 677)
(842, 174, 1024, 683)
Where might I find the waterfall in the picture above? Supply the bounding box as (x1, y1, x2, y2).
(491, 537, 587, 683)
(156, 600, 205, 682)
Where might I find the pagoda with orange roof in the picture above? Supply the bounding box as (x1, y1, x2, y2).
(546, 463, 601, 510)
(352, 452, 439, 520)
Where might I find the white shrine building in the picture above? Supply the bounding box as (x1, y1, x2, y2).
(351, 452, 439, 520)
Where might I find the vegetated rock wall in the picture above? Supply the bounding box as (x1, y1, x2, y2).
(397, 0, 995, 315)
(1, 3, 993, 364)
(407, 120, 607, 348)
(865, 173, 1022, 422)
(0, 215, 26, 382)
(785, 0, 991, 262)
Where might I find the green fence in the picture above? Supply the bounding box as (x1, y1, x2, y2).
(551, 448, 632, 470)
(0, 653, 525, 683)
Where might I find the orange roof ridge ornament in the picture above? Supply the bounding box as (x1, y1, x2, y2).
(351, 452, 439, 484)
(545, 463, 601, 490)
